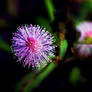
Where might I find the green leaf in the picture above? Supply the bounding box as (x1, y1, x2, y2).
(69, 67, 80, 86)
(74, 0, 92, 20)
(53, 32, 59, 45)
(0, 39, 11, 52)
(60, 40, 68, 60)
(35, 16, 52, 32)
(15, 72, 34, 92)
(16, 63, 56, 92)
(69, 67, 87, 86)
(45, 0, 55, 22)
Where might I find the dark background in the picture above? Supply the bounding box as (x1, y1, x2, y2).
(0, 0, 92, 92)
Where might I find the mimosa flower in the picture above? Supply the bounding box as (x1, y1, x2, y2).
(76, 22, 92, 57)
(12, 25, 56, 70)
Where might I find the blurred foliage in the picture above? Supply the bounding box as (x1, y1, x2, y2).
(0, 37, 11, 52)
(83, 37, 92, 44)
(45, 0, 55, 22)
(16, 72, 34, 92)
(35, 16, 52, 32)
(16, 63, 56, 92)
(75, 20, 82, 28)
(53, 32, 59, 45)
(69, 67, 87, 86)
(74, 0, 92, 21)
(88, 0, 92, 8)
(69, 67, 80, 86)
(60, 39, 68, 60)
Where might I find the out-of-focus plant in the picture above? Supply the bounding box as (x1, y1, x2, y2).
(69, 67, 80, 86)
(69, 67, 87, 86)
(73, 0, 92, 22)
(45, 0, 55, 22)
(0, 37, 11, 52)
(35, 16, 52, 32)
(16, 62, 56, 92)
(60, 39, 68, 61)
(57, 22, 68, 62)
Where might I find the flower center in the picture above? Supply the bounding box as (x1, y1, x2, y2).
(26, 37, 41, 53)
(83, 31, 92, 44)
(85, 31, 92, 38)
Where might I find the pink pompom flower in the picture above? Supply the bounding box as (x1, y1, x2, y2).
(76, 22, 92, 57)
(12, 25, 56, 71)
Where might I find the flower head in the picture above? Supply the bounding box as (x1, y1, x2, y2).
(76, 22, 92, 57)
(12, 25, 55, 70)
(77, 22, 92, 42)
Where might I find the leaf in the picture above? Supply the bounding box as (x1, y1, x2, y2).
(74, 0, 92, 20)
(53, 32, 59, 45)
(0, 38, 11, 52)
(60, 39, 68, 60)
(16, 63, 56, 92)
(35, 16, 52, 32)
(45, 0, 55, 22)
(69, 67, 80, 86)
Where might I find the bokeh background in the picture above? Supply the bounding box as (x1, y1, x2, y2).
(1, 0, 92, 92)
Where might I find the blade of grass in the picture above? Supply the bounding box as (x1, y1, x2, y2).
(16, 63, 56, 92)
(45, 0, 55, 22)
(23, 63, 56, 92)
(60, 40, 68, 60)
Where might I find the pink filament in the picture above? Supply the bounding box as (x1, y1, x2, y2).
(26, 37, 41, 53)
(85, 31, 92, 38)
